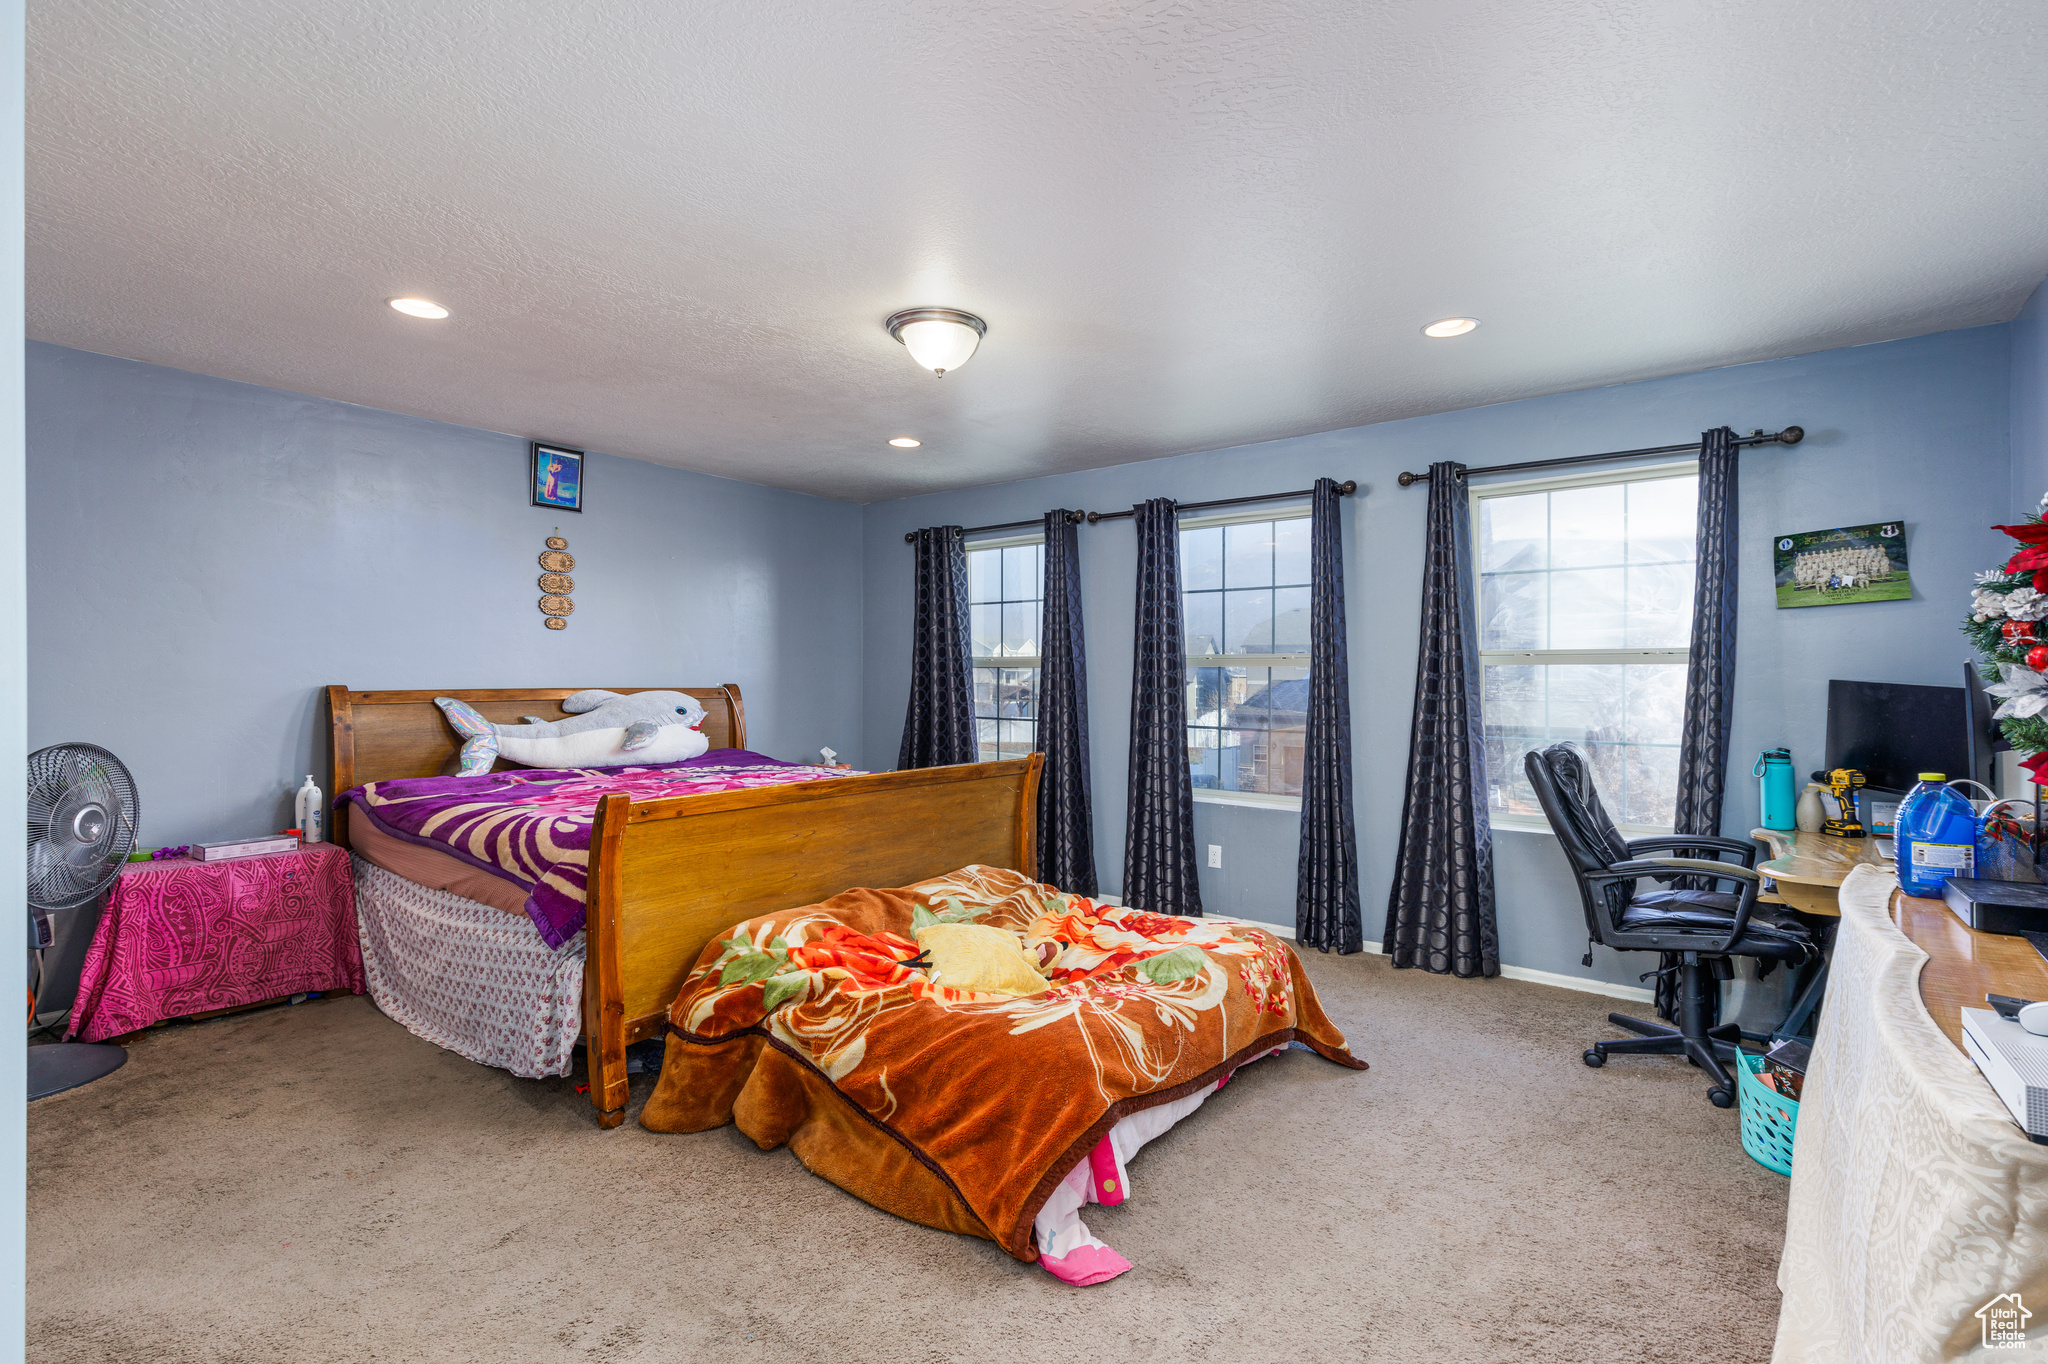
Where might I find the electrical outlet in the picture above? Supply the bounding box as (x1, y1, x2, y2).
(1207, 844, 1222, 869)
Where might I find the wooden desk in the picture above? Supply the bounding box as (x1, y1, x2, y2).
(1750, 827, 1890, 917)
(1892, 887, 2048, 1051)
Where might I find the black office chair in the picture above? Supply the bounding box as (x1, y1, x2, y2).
(1524, 743, 1817, 1107)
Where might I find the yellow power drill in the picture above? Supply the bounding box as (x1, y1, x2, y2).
(1814, 768, 1868, 838)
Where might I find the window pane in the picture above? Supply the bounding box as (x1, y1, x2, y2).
(1626, 478, 1698, 564)
(997, 718, 1034, 760)
(1623, 664, 1687, 745)
(1225, 588, 1273, 653)
(971, 606, 1001, 658)
(1271, 586, 1310, 652)
(1549, 484, 1626, 569)
(973, 667, 999, 719)
(1181, 526, 1223, 591)
(998, 668, 1037, 720)
(1546, 569, 1626, 649)
(1002, 544, 1040, 601)
(1624, 562, 1695, 649)
(1227, 667, 1272, 728)
(1479, 493, 1548, 573)
(1184, 591, 1222, 655)
(1274, 518, 1311, 586)
(1266, 665, 1309, 730)
(1002, 601, 1040, 657)
(968, 548, 999, 604)
(975, 718, 999, 762)
(1188, 666, 1226, 724)
(1225, 522, 1274, 588)
(1480, 570, 1547, 651)
(1188, 726, 1222, 788)
(1482, 662, 1684, 827)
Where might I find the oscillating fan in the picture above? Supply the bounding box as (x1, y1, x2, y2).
(27, 742, 139, 1099)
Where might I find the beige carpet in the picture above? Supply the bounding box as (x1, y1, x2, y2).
(28, 953, 1788, 1364)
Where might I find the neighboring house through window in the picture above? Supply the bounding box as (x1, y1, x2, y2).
(968, 535, 1041, 762)
(1182, 511, 1311, 804)
(1474, 463, 1699, 831)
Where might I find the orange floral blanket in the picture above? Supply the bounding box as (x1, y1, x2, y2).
(639, 865, 1365, 1262)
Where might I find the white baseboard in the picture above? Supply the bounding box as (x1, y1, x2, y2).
(1104, 902, 1657, 1005)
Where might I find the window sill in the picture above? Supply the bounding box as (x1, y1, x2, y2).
(1491, 813, 1676, 839)
(1193, 789, 1302, 812)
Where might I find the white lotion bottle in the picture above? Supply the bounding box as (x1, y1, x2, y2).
(296, 775, 325, 844)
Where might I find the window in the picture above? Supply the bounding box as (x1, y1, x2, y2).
(1474, 464, 1698, 831)
(1182, 513, 1311, 803)
(968, 537, 1041, 762)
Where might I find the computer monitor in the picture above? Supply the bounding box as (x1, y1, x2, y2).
(1963, 658, 2010, 790)
(1823, 679, 1972, 793)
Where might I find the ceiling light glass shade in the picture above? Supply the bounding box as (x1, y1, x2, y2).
(889, 437, 921, 448)
(1423, 317, 1478, 338)
(885, 308, 987, 376)
(389, 298, 449, 319)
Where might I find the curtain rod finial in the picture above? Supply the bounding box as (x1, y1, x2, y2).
(1085, 510, 1104, 525)
(1778, 425, 1804, 446)
(1397, 470, 1424, 487)
(1338, 479, 1358, 495)
(1069, 509, 1087, 524)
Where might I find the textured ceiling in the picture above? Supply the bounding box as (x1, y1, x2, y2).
(27, 1, 2048, 502)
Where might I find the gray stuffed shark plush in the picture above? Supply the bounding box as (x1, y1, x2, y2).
(435, 690, 710, 774)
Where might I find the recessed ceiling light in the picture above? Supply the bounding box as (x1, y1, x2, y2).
(889, 437, 921, 448)
(1423, 317, 1478, 338)
(885, 308, 986, 376)
(389, 298, 449, 319)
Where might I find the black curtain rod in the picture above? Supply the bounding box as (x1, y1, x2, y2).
(1084, 480, 1356, 525)
(1395, 426, 1803, 487)
(903, 509, 1086, 544)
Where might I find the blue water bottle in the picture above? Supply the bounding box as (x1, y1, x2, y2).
(1895, 773, 1978, 897)
(1755, 749, 1796, 831)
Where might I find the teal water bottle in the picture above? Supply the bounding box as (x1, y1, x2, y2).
(1756, 749, 1796, 831)
(1896, 774, 1978, 897)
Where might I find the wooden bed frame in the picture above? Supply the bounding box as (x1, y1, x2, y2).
(327, 685, 1042, 1128)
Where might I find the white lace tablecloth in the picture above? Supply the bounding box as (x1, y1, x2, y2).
(1774, 864, 2048, 1361)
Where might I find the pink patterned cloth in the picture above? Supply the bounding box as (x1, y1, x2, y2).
(66, 843, 365, 1042)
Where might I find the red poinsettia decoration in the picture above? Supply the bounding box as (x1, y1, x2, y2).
(1995, 523, 2048, 591)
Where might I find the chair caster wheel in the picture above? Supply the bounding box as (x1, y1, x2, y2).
(1583, 1048, 1605, 1068)
(1709, 1087, 1734, 1109)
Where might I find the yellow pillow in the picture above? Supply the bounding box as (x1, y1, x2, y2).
(915, 923, 1048, 997)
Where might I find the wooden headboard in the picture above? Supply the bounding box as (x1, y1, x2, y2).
(325, 684, 746, 843)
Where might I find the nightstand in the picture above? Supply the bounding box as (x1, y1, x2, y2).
(66, 842, 365, 1042)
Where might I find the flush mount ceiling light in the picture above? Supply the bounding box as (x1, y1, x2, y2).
(888, 437, 921, 448)
(1422, 316, 1478, 338)
(885, 308, 986, 376)
(389, 297, 449, 319)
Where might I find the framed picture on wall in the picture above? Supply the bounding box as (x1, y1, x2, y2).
(1772, 519, 1910, 608)
(531, 442, 584, 512)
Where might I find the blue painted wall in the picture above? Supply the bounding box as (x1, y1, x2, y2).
(859, 325, 2015, 990)
(26, 342, 867, 1005)
(2014, 278, 2048, 511)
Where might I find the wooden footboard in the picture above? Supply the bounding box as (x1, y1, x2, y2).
(581, 754, 1042, 1128)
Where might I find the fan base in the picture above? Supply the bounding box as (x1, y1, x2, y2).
(28, 1042, 127, 1100)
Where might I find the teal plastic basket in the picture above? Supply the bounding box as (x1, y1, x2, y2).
(1738, 1051, 1798, 1176)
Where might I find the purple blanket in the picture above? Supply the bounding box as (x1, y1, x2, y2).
(340, 751, 858, 948)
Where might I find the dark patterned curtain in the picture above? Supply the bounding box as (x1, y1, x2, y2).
(1297, 478, 1361, 953)
(898, 526, 977, 770)
(1384, 462, 1498, 976)
(1036, 509, 1097, 893)
(1122, 498, 1202, 917)
(1660, 427, 1741, 1017)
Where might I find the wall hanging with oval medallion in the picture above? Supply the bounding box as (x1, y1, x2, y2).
(539, 534, 575, 628)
